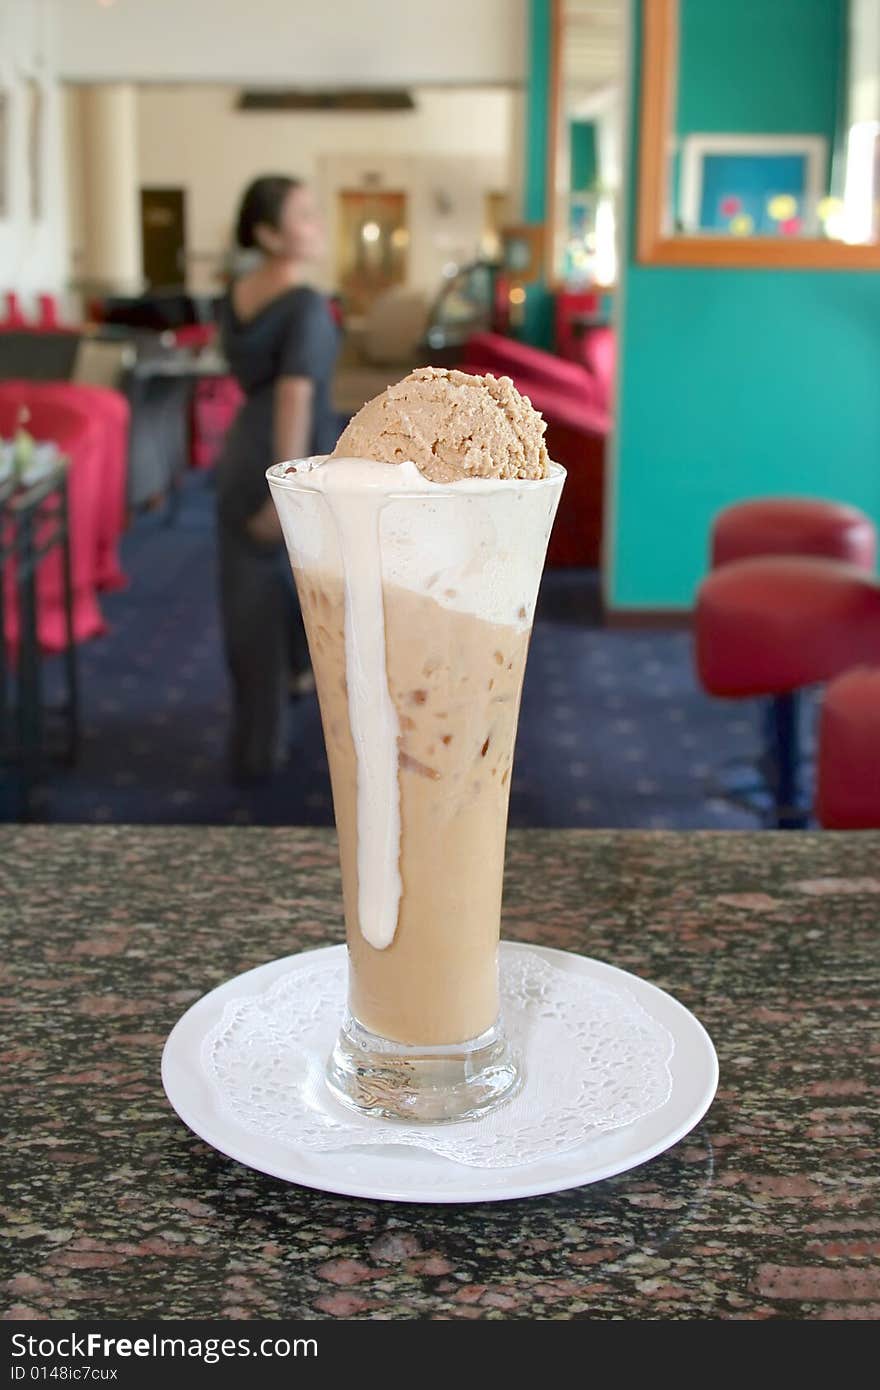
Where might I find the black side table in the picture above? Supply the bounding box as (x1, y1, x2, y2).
(0, 461, 79, 820)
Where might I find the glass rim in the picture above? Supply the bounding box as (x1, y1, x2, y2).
(266, 456, 566, 498)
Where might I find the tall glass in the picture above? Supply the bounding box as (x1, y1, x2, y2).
(268, 458, 564, 1121)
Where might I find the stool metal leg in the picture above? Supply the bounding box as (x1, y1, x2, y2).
(767, 692, 809, 830)
(17, 510, 43, 820)
(60, 481, 79, 765)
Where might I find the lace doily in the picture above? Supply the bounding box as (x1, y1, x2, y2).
(201, 945, 674, 1170)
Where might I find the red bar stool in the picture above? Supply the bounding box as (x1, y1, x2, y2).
(702, 499, 878, 825)
(816, 668, 880, 829)
(696, 557, 880, 827)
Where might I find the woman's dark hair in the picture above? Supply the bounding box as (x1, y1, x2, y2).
(235, 175, 302, 250)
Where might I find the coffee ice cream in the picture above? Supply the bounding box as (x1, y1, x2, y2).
(331, 366, 550, 483)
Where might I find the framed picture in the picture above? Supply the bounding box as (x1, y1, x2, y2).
(680, 134, 827, 238)
(501, 224, 546, 284)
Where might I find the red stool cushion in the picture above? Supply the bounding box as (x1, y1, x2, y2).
(696, 557, 880, 697)
(817, 668, 880, 829)
(712, 498, 877, 571)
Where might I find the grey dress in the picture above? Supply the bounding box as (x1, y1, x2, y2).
(216, 285, 340, 782)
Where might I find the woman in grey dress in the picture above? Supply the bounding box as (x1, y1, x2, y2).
(216, 176, 340, 782)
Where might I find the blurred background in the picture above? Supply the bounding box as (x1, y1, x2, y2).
(2, 0, 879, 832)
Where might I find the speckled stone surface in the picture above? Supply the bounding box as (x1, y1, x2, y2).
(1, 826, 879, 1321)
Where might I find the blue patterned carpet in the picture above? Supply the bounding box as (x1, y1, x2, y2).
(13, 474, 774, 829)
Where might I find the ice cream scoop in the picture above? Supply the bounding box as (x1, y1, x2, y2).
(330, 366, 549, 483)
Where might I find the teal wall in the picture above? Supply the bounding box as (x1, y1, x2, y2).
(607, 1, 880, 611)
(522, 0, 554, 348)
(672, 0, 847, 213)
(678, 0, 844, 140)
(570, 120, 598, 192)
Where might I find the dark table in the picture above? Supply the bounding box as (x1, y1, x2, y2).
(1, 827, 878, 1320)
(0, 463, 78, 820)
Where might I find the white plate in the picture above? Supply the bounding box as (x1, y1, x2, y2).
(162, 944, 718, 1204)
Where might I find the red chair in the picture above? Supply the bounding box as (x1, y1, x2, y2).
(696, 557, 880, 826)
(190, 376, 243, 470)
(170, 323, 217, 351)
(816, 668, 880, 829)
(1, 390, 110, 651)
(35, 294, 62, 331)
(1, 292, 27, 330)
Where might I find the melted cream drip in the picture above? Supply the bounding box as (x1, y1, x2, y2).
(317, 458, 408, 950)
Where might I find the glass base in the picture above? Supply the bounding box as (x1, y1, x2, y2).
(326, 1013, 521, 1123)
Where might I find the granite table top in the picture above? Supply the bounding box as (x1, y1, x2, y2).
(1, 826, 878, 1322)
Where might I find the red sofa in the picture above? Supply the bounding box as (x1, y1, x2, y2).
(458, 332, 611, 566)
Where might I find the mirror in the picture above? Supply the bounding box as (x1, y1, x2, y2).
(639, 0, 880, 266)
(548, 0, 625, 287)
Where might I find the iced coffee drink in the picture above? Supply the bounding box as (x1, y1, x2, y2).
(268, 369, 564, 1121)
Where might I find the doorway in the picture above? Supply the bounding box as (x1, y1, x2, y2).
(140, 187, 187, 289)
(336, 190, 408, 315)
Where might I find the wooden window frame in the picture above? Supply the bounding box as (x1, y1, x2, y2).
(637, 0, 880, 269)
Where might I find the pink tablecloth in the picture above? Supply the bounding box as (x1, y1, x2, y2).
(1, 383, 129, 653)
(34, 382, 130, 591)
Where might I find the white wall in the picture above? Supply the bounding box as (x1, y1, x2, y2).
(842, 0, 880, 243)
(849, 0, 880, 124)
(66, 84, 514, 295)
(0, 0, 66, 304)
(57, 0, 526, 86)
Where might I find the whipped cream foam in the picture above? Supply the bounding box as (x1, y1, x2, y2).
(272, 457, 563, 631)
(268, 455, 564, 951)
